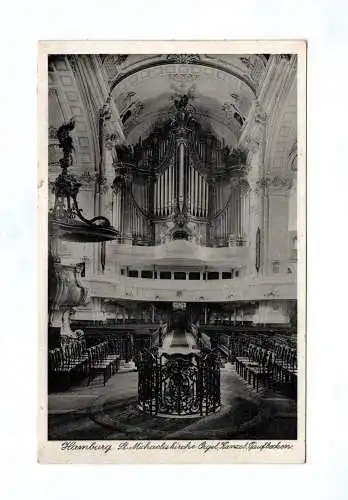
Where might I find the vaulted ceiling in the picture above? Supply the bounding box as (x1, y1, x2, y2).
(102, 54, 269, 147)
(48, 53, 297, 184)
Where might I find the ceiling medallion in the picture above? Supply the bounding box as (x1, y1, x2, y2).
(49, 120, 119, 243)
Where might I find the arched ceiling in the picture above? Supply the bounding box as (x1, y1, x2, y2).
(102, 54, 268, 147)
(265, 66, 297, 174)
(47, 54, 295, 182)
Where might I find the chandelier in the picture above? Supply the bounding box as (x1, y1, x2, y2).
(48, 119, 119, 243)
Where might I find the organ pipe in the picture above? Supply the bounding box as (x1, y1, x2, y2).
(164, 168, 168, 215)
(237, 189, 241, 236)
(241, 191, 245, 239)
(159, 173, 163, 216)
(172, 161, 175, 212)
(168, 164, 172, 212)
(190, 167, 194, 215)
(158, 177, 161, 216)
(111, 126, 248, 246)
(179, 143, 185, 210)
(194, 169, 199, 216)
(156, 176, 160, 215)
(162, 172, 165, 216)
(198, 174, 202, 217)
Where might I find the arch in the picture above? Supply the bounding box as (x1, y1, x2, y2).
(264, 69, 297, 174)
(108, 59, 258, 146)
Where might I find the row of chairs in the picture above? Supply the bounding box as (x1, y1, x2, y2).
(87, 341, 120, 386)
(81, 332, 153, 365)
(48, 339, 121, 392)
(48, 340, 88, 391)
(235, 343, 297, 396)
(229, 332, 296, 358)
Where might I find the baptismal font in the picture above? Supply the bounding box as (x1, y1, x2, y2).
(137, 307, 221, 417)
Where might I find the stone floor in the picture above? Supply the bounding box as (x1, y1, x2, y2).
(48, 363, 297, 441)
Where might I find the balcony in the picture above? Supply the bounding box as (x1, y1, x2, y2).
(83, 273, 296, 303)
(106, 238, 249, 268)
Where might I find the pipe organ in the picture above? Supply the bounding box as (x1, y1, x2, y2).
(111, 94, 249, 247)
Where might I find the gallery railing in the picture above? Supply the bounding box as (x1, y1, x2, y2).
(137, 350, 221, 416)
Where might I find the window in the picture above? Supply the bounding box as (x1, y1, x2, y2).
(128, 270, 138, 278)
(141, 270, 153, 279)
(189, 272, 200, 280)
(174, 272, 186, 280)
(235, 270, 239, 277)
(207, 272, 219, 280)
(160, 271, 171, 280)
(222, 272, 232, 280)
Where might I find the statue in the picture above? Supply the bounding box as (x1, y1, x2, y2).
(174, 94, 189, 112)
(57, 119, 75, 169)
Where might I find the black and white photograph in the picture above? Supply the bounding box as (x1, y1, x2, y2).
(40, 42, 306, 463)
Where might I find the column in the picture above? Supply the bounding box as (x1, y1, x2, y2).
(266, 178, 292, 275)
(252, 301, 290, 325)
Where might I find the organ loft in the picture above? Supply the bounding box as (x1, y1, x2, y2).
(47, 53, 298, 436)
(112, 92, 249, 247)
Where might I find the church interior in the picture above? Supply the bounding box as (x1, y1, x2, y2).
(47, 53, 298, 440)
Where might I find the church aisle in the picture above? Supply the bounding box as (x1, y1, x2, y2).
(48, 364, 296, 441)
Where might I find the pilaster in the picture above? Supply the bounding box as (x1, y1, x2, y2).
(252, 300, 290, 325)
(256, 174, 293, 276)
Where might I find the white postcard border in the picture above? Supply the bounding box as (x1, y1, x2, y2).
(38, 39, 306, 464)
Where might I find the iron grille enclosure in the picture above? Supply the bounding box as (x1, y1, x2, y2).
(137, 350, 221, 417)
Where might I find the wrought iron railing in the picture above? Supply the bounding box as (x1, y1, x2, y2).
(137, 350, 221, 416)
